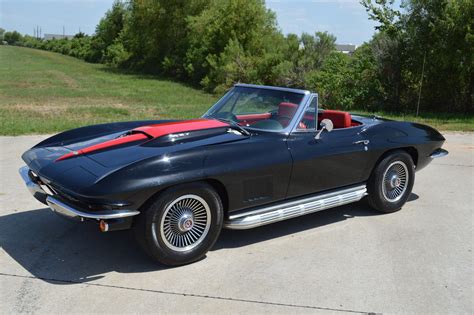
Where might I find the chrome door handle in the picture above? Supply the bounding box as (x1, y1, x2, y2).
(353, 140, 370, 145)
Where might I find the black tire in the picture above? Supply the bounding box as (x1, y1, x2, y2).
(133, 182, 223, 266)
(367, 150, 415, 213)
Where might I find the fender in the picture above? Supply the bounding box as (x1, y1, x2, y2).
(361, 121, 445, 175)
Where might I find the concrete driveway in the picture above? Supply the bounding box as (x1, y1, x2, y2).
(0, 133, 472, 314)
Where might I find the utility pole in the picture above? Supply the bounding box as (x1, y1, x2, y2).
(416, 51, 426, 117)
(63, 26, 65, 37)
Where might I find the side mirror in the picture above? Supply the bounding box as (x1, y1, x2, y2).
(314, 119, 333, 140)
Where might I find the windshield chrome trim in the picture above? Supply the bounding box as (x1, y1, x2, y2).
(234, 83, 310, 95)
(290, 93, 318, 133)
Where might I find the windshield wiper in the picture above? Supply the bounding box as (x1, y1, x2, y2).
(212, 117, 252, 136)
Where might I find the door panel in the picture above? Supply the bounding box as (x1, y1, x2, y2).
(286, 126, 370, 198)
(205, 132, 293, 212)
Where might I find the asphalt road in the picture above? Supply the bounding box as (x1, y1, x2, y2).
(1, 133, 472, 314)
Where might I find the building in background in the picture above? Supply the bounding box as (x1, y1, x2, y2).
(336, 44, 357, 55)
(43, 34, 74, 40)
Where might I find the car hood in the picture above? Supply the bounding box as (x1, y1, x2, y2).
(21, 119, 246, 196)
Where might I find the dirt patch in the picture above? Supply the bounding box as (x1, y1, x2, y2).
(4, 104, 68, 117)
(1, 102, 160, 120)
(0, 96, 129, 107)
(46, 70, 79, 89)
(30, 49, 71, 64)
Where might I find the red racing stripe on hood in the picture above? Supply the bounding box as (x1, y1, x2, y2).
(55, 119, 228, 162)
(55, 133, 149, 162)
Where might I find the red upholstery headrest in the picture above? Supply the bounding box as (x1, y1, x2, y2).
(278, 102, 298, 117)
(319, 110, 352, 128)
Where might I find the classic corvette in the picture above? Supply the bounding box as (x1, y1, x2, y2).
(20, 84, 448, 265)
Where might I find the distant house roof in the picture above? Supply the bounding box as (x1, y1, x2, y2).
(43, 34, 75, 40)
(336, 44, 357, 54)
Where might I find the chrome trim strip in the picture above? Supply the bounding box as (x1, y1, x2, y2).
(235, 83, 310, 95)
(430, 148, 448, 159)
(224, 185, 367, 230)
(46, 196, 140, 221)
(291, 93, 318, 133)
(19, 166, 45, 196)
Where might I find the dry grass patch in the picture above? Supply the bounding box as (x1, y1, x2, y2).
(46, 70, 79, 89)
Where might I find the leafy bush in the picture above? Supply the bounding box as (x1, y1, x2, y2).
(4, 31, 22, 44)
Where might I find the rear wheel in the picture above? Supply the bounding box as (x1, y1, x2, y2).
(367, 151, 415, 213)
(134, 182, 223, 266)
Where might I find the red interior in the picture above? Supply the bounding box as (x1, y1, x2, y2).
(235, 103, 360, 130)
(236, 113, 272, 125)
(278, 102, 299, 117)
(318, 110, 352, 129)
(277, 102, 299, 127)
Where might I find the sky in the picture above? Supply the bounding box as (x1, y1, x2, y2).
(0, 0, 378, 45)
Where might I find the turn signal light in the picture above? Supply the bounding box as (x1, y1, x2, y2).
(99, 220, 109, 232)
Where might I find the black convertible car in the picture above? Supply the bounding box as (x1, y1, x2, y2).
(20, 84, 448, 265)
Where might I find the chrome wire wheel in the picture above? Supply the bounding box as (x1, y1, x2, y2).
(159, 194, 211, 252)
(382, 161, 409, 202)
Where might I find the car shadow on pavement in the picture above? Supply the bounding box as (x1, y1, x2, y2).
(1, 194, 419, 284)
(215, 200, 377, 250)
(1, 207, 160, 284)
(215, 193, 419, 250)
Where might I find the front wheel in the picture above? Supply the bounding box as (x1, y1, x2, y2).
(367, 151, 415, 213)
(133, 182, 223, 266)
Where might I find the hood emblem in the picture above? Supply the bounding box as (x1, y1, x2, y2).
(169, 132, 190, 142)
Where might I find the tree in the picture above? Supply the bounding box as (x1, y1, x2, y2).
(185, 0, 279, 90)
(122, 0, 210, 75)
(362, 0, 473, 113)
(74, 32, 86, 39)
(91, 0, 128, 63)
(306, 52, 351, 109)
(3, 31, 22, 44)
(347, 43, 384, 111)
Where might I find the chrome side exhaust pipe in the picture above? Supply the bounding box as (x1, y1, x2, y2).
(224, 185, 367, 230)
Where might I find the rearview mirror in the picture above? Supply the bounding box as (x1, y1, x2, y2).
(315, 119, 333, 139)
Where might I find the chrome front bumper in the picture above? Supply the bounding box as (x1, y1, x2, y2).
(19, 166, 49, 204)
(46, 196, 139, 222)
(430, 148, 449, 158)
(19, 166, 140, 222)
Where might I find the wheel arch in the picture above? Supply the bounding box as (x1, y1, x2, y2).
(371, 146, 418, 175)
(137, 178, 229, 215)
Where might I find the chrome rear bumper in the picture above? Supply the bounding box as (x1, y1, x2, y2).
(19, 166, 139, 222)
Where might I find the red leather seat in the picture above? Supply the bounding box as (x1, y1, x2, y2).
(318, 110, 352, 129)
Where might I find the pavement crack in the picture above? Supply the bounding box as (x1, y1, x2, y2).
(432, 163, 473, 168)
(0, 272, 376, 314)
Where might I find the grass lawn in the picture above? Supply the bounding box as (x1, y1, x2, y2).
(0, 46, 217, 135)
(0, 46, 472, 135)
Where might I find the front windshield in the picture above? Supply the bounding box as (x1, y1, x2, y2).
(204, 86, 305, 131)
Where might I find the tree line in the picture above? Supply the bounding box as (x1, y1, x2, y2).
(2, 0, 472, 114)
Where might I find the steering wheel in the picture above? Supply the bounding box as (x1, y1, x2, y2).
(276, 116, 292, 128)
